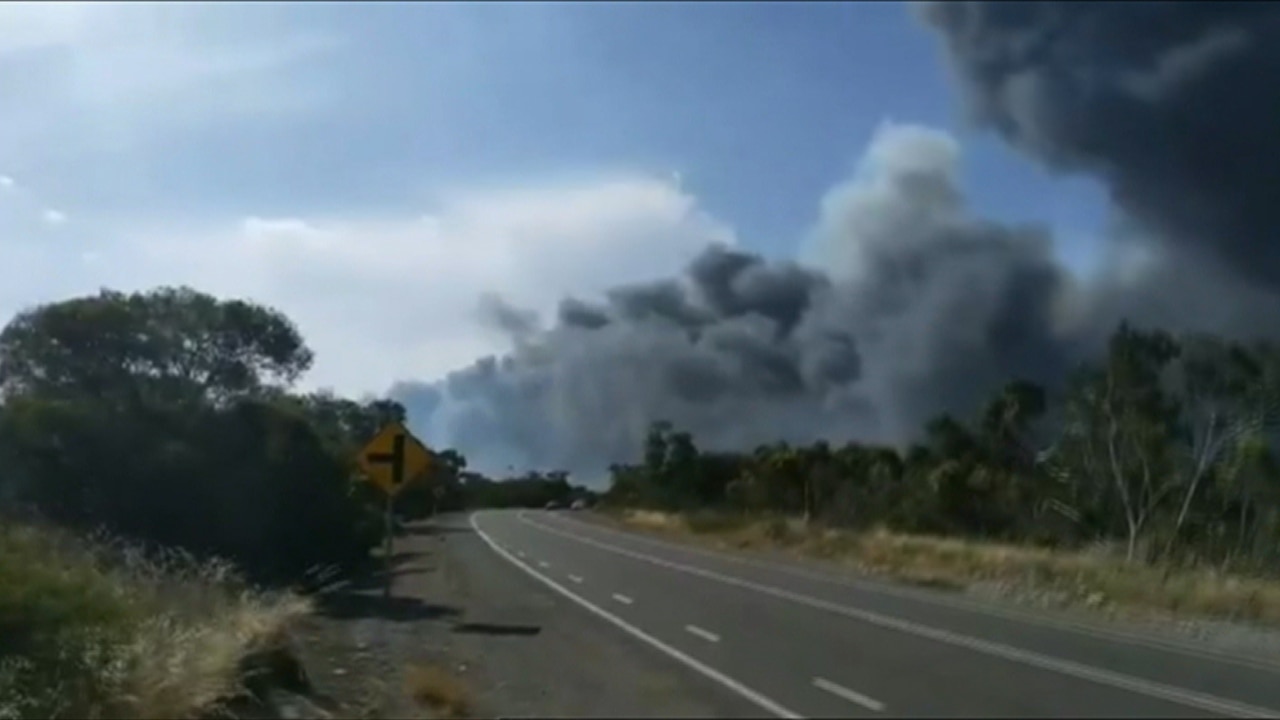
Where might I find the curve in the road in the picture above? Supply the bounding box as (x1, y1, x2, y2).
(553, 510, 1280, 675)
(492, 509, 1280, 719)
(469, 512, 805, 719)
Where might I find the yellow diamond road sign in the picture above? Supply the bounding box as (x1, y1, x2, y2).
(357, 422, 431, 495)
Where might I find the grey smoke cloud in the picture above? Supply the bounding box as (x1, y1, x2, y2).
(477, 292, 542, 340)
(391, 3, 1280, 480)
(394, 124, 1084, 476)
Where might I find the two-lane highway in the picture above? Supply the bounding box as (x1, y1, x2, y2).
(468, 509, 1280, 718)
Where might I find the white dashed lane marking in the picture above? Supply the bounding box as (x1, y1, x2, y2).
(469, 513, 801, 719)
(612, 593, 634, 605)
(813, 677, 885, 712)
(515, 513, 1280, 719)
(685, 625, 721, 643)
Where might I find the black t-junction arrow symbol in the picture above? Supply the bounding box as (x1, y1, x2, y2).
(366, 433, 406, 487)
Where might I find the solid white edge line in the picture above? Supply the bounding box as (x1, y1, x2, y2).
(686, 625, 721, 643)
(468, 511, 802, 719)
(518, 512, 1280, 719)
(612, 593, 634, 605)
(549, 512, 1280, 675)
(813, 677, 885, 712)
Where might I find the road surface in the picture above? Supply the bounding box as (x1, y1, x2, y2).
(458, 508, 1280, 718)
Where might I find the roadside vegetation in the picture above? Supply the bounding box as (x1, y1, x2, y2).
(403, 663, 473, 719)
(0, 286, 592, 718)
(600, 323, 1280, 625)
(20, 284, 1279, 714)
(0, 517, 308, 719)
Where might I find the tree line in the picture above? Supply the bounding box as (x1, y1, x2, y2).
(0, 287, 590, 585)
(603, 323, 1280, 573)
(15, 285, 1267, 581)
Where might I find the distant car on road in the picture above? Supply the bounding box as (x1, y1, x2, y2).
(570, 499, 587, 511)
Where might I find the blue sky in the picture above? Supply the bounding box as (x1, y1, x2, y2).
(0, 1, 1108, 396)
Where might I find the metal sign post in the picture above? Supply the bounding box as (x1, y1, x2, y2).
(383, 491, 394, 599)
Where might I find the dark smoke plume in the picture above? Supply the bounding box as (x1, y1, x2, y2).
(916, 0, 1280, 290)
(392, 3, 1280, 480)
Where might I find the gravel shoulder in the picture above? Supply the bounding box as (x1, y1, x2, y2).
(288, 535, 457, 719)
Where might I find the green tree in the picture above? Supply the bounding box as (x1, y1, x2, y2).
(0, 287, 312, 406)
(665, 431, 701, 509)
(1055, 323, 1182, 561)
(0, 287, 382, 582)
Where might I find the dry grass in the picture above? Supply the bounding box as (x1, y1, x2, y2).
(403, 663, 471, 719)
(0, 519, 311, 719)
(612, 508, 1280, 626)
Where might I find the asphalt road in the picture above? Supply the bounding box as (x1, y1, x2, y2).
(420, 513, 770, 718)
(462, 508, 1280, 719)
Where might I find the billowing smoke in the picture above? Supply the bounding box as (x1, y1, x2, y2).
(916, 0, 1280, 290)
(392, 2, 1280, 479)
(915, 0, 1280, 374)
(395, 124, 1085, 475)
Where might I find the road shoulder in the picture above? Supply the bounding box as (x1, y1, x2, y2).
(567, 509, 1280, 670)
(290, 513, 766, 719)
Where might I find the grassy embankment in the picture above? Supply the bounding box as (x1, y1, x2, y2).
(0, 518, 314, 719)
(0, 517, 480, 720)
(603, 508, 1280, 627)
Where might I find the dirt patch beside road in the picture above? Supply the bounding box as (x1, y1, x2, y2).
(289, 512, 761, 719)
(287, 524, 472, 719)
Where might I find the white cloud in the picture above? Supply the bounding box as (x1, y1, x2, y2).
(0, 3, 338, 166)
(0, 2, 354, 338)
(0, 170, 68, 230)
(0, 5, 736, 402)
(17, 176, 733, 396)
(0, 3, 93, 54)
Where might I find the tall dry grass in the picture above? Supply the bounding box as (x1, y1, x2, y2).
(404, 663, 472, 719)
(612, 509, 1280, 626)
(0, 518, 310, 719)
